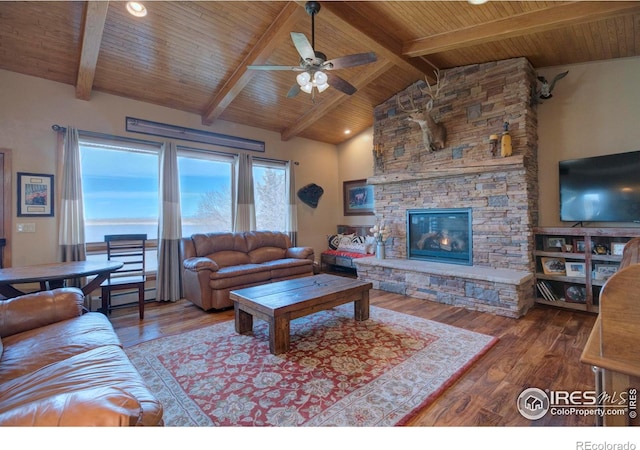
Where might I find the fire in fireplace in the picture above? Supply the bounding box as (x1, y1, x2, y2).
(406, 208, 472, 265)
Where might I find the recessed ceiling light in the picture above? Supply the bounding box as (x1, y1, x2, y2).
(468, 0, 488, 4)
(344, 129, 351, 135)
(126, 2, 147, 17)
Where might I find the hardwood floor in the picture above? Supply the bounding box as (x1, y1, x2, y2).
(109, 289, 599, 427)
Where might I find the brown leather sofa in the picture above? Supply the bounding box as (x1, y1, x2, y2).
(0, 288, 163, 426)
(180, 231, 315, 311)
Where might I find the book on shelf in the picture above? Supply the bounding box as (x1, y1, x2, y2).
(537, 281, 560, 302)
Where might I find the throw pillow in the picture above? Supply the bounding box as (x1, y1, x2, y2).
(327, 233, 354, 250)
(337, 238, 368, 254)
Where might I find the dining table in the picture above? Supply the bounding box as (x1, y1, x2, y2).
(0, 260, 124, 300)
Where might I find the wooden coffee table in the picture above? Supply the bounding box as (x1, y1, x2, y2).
(230, 274, 372, 355)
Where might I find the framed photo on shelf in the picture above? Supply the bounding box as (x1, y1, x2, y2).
(565, 262, 586, 277)
(573, 238, 588, 253)
(611, 242, 627, 256)
(594, 264, 618, 280)
(541, 257, 566, 275)
(343, 179, 374, 216)
(564, 285, 587, 303)
(17, 172, 54, 217)
(545, 237, 566, 250)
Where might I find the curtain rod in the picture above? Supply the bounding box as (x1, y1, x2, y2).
(52, 124, 299, 165)
(52, 124, 161, 147)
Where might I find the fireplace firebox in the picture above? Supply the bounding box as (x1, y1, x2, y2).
(406, 208, 472, 265)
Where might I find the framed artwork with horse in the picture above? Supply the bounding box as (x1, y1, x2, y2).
(343, 179, 374, 216)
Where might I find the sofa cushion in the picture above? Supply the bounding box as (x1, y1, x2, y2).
(0, 386, 142, 426)
(244, 231, 290, 252)
(0, 346, 163, 426)
(262, 258, 314, 279)
(208, 264, 271, 290)
(248, 246, 287, 264)
(192, 232, 248, 256)
(206, 250, 251, 268)
(0, 313, 122, 382)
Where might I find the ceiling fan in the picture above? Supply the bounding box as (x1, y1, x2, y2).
(247, 1, 377, 99)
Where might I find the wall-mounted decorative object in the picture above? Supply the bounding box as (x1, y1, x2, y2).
(297, 183, 324, 208)
(343, 179, 374, 216)
(17, 172, 54, 217)
(500, 122, 512, 157)
(126, 117, 265, 152)
(396, 70, 447, 152)
(531, 71, 568, 105)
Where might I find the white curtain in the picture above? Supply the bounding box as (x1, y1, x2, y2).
(157, 141, 183, 302)
(233, 153, 256, 232)
(58, 126, 86, 263)
(285, 160, 298, 246)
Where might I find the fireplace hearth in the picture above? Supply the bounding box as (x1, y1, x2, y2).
(407, 208, 472, 265)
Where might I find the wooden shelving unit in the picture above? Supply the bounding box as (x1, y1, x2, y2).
(533, 227, 640, 313)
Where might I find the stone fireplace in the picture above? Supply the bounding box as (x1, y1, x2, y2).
(355, 58, 539, 318)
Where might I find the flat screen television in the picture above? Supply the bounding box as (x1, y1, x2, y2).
(559, 150, 640, 223)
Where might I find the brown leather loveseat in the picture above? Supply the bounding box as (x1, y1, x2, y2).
(180, 231, 315, 311)
(0, 288, 163, 426)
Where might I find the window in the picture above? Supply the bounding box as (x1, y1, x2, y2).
(79, 136, 160, 244)
(177, 148, 234, 235)
(253, 159, 287, 231)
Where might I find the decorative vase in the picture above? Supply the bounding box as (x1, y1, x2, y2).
(376, 242, 385, 259)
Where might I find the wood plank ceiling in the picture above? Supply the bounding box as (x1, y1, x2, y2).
(1, 1, 639, 145)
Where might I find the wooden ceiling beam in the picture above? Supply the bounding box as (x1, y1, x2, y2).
(201, 2, 306, 126)
(319, 1, 433, 77)
(76, 1, 109, 100)
(403, 1, 640, 57)
(280, 59, 394, 141)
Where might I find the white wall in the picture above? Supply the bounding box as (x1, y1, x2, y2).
(537, 56, 640, 227)
(0, 69, 340, 266)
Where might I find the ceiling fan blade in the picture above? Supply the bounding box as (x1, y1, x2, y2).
(247, 65, 302, 71)
(323, 52, 377, 70)
(287, 84, 301, 98)
(326, 73, 357, 95)
(290, 32, 316, 61)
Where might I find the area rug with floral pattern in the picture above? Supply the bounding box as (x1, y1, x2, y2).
(125, 304, 497, 426)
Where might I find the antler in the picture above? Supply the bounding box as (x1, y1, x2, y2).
(396, 90, 421, 113)
(419, 69, 445, 110)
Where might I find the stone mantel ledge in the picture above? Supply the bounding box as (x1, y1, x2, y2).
(367, 155, 525, 185)
(354, 256, 532, 285)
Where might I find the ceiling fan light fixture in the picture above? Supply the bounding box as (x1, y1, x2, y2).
(314, 71, 328, 86)
(296, 72, 311, 87)
(316, 82, 330, 93)
(300, 83, 313, 94)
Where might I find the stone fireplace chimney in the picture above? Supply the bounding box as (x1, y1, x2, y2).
(357, 58, 539, 317)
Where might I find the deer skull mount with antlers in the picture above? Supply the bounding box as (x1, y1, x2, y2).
(397, 70, 447, 152)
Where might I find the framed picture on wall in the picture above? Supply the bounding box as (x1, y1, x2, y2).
(343, 179, 374, 216)
(17, 172, 54, 217)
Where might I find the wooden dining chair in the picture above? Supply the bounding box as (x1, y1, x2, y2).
(101, 234, 147, 320)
